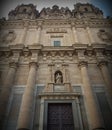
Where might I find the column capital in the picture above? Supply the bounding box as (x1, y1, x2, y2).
(9, 61, 18, 69)
(29, 61, 38, 70)
(78, 60, 88, 68)
(97, 60, 108, 68)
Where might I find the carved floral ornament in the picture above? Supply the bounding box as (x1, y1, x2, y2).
(97, 29, 112, 42)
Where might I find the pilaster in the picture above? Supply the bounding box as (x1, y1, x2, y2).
(35, 21, 42, 44)
(20, 20, 29, 44)
(71, 22, 79, 44)
(86, 26, 95, 44)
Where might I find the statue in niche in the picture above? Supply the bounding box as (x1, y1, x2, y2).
(55, 71, 63, 84)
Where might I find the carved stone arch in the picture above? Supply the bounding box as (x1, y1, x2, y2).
(54, 70, 63, 84)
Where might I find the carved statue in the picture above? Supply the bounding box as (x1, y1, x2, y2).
(55, 72, 62, 84)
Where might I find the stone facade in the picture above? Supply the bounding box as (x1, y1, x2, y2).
(0, 3, 112, 130)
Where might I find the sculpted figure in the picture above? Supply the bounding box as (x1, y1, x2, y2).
(55, 72, 62, 84)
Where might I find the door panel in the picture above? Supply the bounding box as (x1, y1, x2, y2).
(47, 103, 74, 130)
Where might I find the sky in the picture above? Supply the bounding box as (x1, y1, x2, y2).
(0, 0, 112, 19)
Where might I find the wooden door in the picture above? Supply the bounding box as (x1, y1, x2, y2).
(47, 103, 74, 130)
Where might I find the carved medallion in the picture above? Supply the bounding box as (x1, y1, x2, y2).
(97, 29, 112, 42)
(0, 31, 16, 43)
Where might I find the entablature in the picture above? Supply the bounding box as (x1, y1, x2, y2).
(0, 44, 112, 65)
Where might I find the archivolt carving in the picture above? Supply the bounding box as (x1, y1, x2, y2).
(97, 30, 112, 42)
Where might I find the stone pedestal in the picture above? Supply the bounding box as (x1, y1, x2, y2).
(17, 62, 38, 130)
(0, 62, 18, 129)
(78, 61, 102, 130)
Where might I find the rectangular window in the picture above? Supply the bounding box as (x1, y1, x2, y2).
(54, 41, 61, 46)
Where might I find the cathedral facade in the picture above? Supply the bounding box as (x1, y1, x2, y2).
(0, 3, 112, 130)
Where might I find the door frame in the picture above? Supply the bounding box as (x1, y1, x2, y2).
(43, 99, 83, 130)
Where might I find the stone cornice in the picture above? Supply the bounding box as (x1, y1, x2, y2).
(0, 18, 111, 29)
(0, 44, 112, 53)
(39, 92, 81, 99)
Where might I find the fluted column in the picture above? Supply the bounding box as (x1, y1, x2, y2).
(98, 61, 112, 98)
(79, 61, 102, 130)
(71, 23, 79, 43)
(86, 26, 95, 44)
(17, 61, 38, 130)
(0, 62, 18, 128)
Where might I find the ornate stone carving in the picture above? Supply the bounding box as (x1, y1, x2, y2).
(97, 29, 112, 42)
(0, 30, 16, 43)
(72, 3, 103, 19)
(8, 4, 39, 20)
(39, 5, 72, 19)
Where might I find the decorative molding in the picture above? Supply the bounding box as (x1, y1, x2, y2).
(39, 92, 80, 99)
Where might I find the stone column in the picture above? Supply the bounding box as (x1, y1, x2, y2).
(35, 22, 42, 44)
(71, 23, 79, 43)
(98, 61, 112, 98)
(0, 62, 18, 129)
(86, 26, 95, 44)
(78, 61, 102, 130)
(17, 62, 38, 130)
